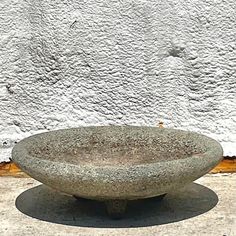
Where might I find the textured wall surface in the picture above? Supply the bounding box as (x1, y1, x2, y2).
(0, 0, 235, 161)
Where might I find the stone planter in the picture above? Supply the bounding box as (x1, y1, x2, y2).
(12, 126, 223, 218)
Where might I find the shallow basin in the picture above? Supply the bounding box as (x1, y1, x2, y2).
(12, 126, 223, 218)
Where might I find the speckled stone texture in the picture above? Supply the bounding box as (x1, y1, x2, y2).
(12, 126, 223, 217)
(0, 0, 235, 162)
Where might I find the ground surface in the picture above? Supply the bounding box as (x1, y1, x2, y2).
(0, 174, 235, 236)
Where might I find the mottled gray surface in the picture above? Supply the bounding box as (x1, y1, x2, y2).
(12, 126, 223, 203)
(0, 0, 236, 162)
(0, 174, 235, 235)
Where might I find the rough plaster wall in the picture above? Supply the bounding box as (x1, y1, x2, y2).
(0, 0, 235, 161)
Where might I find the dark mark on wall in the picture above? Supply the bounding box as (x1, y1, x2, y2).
(70, 20, 78, 29)
(6, 84, 14, 94)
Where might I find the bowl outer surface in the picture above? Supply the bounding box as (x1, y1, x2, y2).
(12, 126, 223, 200)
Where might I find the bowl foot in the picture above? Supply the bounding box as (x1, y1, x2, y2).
(105, 200, 128, 219)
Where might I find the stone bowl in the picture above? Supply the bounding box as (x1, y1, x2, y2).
(12, 126, 223, 218)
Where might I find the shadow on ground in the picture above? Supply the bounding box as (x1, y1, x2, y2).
(15, 183, 218, 228)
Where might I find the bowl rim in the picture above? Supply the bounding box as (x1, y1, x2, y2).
(12, 126, 224, 170)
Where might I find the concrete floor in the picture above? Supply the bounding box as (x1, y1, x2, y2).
(0, 174, 235, 236)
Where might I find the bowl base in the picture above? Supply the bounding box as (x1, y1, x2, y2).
(73, 194, 167, 219)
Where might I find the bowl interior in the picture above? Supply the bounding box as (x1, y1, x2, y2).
(25, 126, 207, 166)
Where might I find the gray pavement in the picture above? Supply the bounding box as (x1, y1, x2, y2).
(0, 174, 235, 236)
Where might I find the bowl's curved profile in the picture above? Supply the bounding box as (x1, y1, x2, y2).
(12, 126, 223, 218)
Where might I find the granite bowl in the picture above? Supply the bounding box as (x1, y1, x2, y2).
(12, 126, 223, 218)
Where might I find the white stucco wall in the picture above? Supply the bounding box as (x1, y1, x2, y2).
(0, 0, 235, 162)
